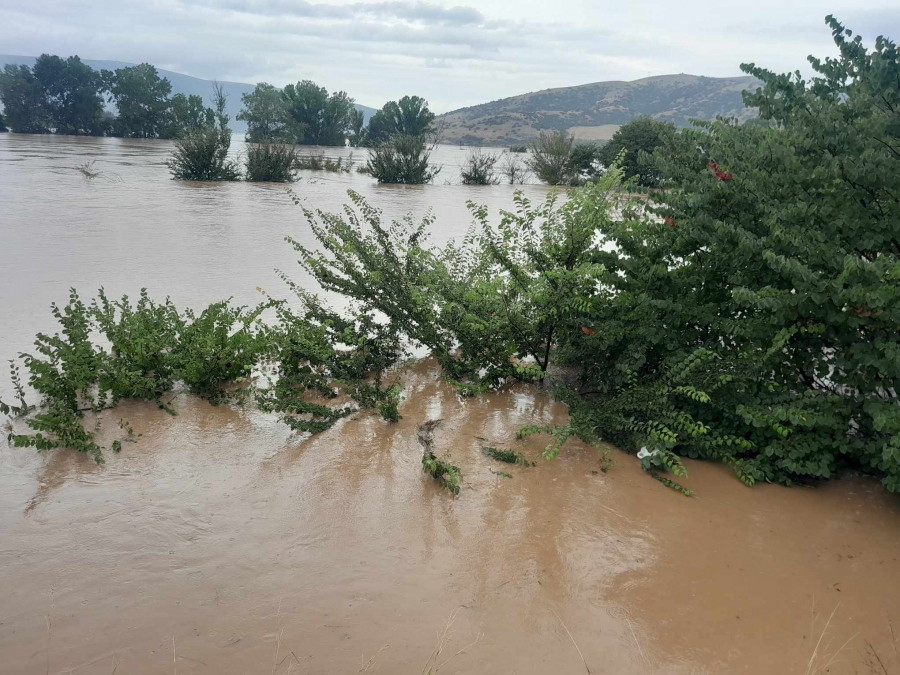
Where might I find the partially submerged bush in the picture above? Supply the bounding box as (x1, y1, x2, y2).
(527, 130, 575, 185)
(500, 153, 531, 184)
(460, 151, 500, 185)
(482, 446, 532, 466)
(366, 134, 440, 184)
(167, 84, 239, 181)
(294, 152, 353, 173)
(244, 143, 297, 182)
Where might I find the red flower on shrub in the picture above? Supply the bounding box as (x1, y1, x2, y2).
(664, 216, 676, 227)
(581, 326, 595, 336)
(708, 161, 734, 182)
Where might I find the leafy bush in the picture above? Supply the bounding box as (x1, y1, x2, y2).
(546, 16, 900, 491)
(597, 117, 673, 186)
(294, 152, 353, 173)
(173, 300, 269, 402)
(91, 288, 181, 403)
(167, 83, 239, 181)
(366, 134, 440, 184)
(244, 143, 297, 182)
(460, 151, 500, 185)
(509, 145, 527, 153)
(527, 130, 575, 185)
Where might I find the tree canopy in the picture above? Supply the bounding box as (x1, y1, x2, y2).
(366, 95, 435, 146)
(236, 82, 289, 143)
(598, 116, 674, 186)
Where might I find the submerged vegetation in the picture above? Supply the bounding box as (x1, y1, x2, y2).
(244, 142, 298, 182)
(3, 17, 899, 497)
(167, 83, 240, 181)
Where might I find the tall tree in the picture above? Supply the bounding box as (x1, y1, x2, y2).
(161, 93, 214, 139)
(347, 107, 366, 147)
(0, 64, 51, 133)
(107, 64, 172, 138)
(366, 96, 435, 146)
(281, 80, 355, 146)
(597, 116, 674, 186)
(237, 83, 289, 143)
(32, 55, 106, 135)
(281, 80, 327, 144)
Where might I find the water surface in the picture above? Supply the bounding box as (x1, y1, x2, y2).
(1, 134, 899, 675)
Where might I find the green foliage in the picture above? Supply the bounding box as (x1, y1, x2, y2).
(106, 63, 173, 138)
(162, 93, 214, 139)
(348, 108, 367, 147)
(0, 64, 52, 133)
(569, 142, 603, 181)
(597, 117, 673, 186)
(32, 54, 107, 135)
(293, 152, 353, 172)
(281, 80, 356, 146)
(256, 293, 404, 432)
(167, 83, 239, 181)
(366, 134, 440, 184)
(366, 95, 435, 147)
(237, 82, 290, 143)
(173, 300, 269, 402)
(460, 151, 500, 185)
(538, 16, 900, 492)
(527, 130, 575, 185)
(0, 111, 7, 132)
(509, 145, 528, 153)
(91, 288, 181, 403)
(417, 420, 461, 495)
(244, 143, 297, 182)
(482, 446, 532, 466)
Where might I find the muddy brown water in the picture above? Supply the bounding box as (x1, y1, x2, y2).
(2, 135, 900, 675)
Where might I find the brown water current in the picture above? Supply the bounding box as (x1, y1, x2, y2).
(2, 135, 900, 674)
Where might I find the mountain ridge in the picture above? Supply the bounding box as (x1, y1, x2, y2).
(437, 73, 761, 147)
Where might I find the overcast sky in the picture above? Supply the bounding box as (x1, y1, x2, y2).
(2, 1, 897, 112)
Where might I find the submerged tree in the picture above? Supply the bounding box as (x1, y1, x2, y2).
(32, 54, 107, 135)
(106, 63, 174, 138)
(366, 134, 440, 184)
(527, 130, 575, 185)
(167, 83, 239, 181)
(460, 150, 500, 185)
(366, 95, 435, 146)
(0, 64, 52, 133)
(237, 82, 289, 143)
(281, 80, 356, 146)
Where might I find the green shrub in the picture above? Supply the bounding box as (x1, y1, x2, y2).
(92, 288, 181, 403)
(173, 300, 269, 403)
(460, 151, 500, 185)
(167, 83, 239, 181)
(244, 143, 297, 182)
(527, 130, 575, 185)
(366, 134, 440, 184)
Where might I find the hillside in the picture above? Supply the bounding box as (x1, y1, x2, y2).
(437, 74, 760, 146)
(0, 55, 377, 133)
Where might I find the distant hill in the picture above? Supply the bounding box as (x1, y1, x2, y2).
(0, 55, 377, 134)
(437, 74, 761, 147)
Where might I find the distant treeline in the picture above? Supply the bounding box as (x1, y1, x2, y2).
(0, 53, 435, 148)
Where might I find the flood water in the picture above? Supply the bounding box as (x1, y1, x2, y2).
(1, 134, 900, 675)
